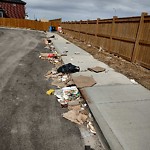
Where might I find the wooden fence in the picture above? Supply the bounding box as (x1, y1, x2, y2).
(61, 12, 150, 69)
(0, 18, 61, 31)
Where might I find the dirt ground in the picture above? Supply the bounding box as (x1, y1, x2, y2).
(59, 33, 150, 90)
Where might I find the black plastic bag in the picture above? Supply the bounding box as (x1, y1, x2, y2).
(57, 63, 80, 73)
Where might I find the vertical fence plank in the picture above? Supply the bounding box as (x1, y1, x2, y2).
(79, 20, 82, 41)
(131, 12, 148, 62)
(86, 20, 89, 43)
(109, 16, 117, 52)
(95, 18, 100, 47)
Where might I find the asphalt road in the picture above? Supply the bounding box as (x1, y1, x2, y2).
(0, 28, 84, 150)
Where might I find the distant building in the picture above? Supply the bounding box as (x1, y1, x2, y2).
(0, 0, 26, 19)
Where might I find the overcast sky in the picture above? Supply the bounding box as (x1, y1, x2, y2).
(25, 0, 150, 21)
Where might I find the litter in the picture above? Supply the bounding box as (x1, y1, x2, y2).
(61, 74, 68, 82)
(74, 52, 80, 55)
(49, 35, 55, 38)
(88, 66, 106, 73)
(130, 79, 138, 84)
(47, 39, 52, 43)
(87, 122, 96, 134)
(68, 105, 81, 111)
(72, 75, 96, 88)
(87, 44, 91, 47)
(62, 86, 80, 101)
(62, 110, 88, 125)
(67, 80, 75, 86)
(54, 89, 63, 99)
(44, 45, 50, 49)
(68, 99, 80, 106)
(46, 89, 55, 95)
(44, 38, 48, 45)
(51, 79, 66, 88)
(48, 53, 55, 58)
(39, 53, 57, 60)
(61, 103, 68, 108)
(57, 63, 80, 73)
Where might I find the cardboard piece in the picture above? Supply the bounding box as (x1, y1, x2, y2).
(51, 80, 66, 88)
(88, 66, 105, 73)
(72, 75, 96, 88)
(68, 99, 80, 106)
(63, 110, 88, 125)
(68, 105, 81, 111)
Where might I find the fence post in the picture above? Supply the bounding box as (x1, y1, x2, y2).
(95, 18, 100, 48)
(109, 16, 117, 52)
(86, 20, 89, 43)
(79, 20, 82, 41)
(131, 12, 148, 62)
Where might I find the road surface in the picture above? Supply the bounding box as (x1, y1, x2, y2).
(0, 28, 84, 150)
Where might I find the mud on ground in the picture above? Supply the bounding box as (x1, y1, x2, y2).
(59, 33, 150, 90)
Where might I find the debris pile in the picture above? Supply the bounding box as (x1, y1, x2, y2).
(40, 37, 97, 135)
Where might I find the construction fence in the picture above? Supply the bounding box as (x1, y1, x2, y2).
(0, 18, 61, 31)
(61, 13, 150, 69)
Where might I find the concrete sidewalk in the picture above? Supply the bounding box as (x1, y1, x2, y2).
(47, 32, 150, 150)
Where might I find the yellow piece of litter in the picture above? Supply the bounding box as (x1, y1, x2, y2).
(46, 89, 55, 95)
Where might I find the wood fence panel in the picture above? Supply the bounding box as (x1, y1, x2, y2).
(137, 44, 150, 68)
(110, 19, 139, 60)
(135, 15, 150, 68)
(61, 13, 150, 69)
(0, 18, 61, 31)
(97, 36, 110, 51)
(80, 22, 87, 42)
(98, 21, 112, 36)
(86, 23, 96, 44)
(96, 21, 112, 50)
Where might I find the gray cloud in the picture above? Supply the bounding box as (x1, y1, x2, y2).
(24, 0, 150, 21)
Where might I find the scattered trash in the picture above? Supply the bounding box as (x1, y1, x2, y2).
(63, 110, 88, 125)
(72, 75, 96, 88)
(44, 45, 50, 49)
(54, 89, 63, 99)
(61, 103, 68, 108)
(47, 39, 52, 43)
(88, 66, 106, 73)
(87, 44, 91, 47)
(51, 79, 66, 88)
(39, 53, 57, 60)
(62, 86, 80, 101)
(68, 99, 80, 106)
(58, 26, 62, 33)
(68, 105, 81, 111)
(130, 79, 138, 84)
(41, 37, 97, 138)
(44, 38, 48, 45)
(74, 52, 80, 55)
(57, 63, 80, 73)
(85, 146, 91, 150)
(49, 35, 55, 38)
(46, 89, 55, 95)
(67, 80, 75, 86)
(98, 46, 103, 52)
(48, 53, 55, 58)
(62, 50, 68, 54)
(87, 122, 96, 134)
(61, 74, 69, 82)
